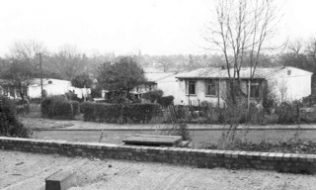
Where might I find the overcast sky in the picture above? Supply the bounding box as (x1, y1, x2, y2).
(0, 0, 315, 56)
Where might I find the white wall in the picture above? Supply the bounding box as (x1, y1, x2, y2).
(177, 79, 225, 106)
(27, 79, 72, 98)
(267, 67, 312, 102)
(156, 75, 183, 104)
(175, 67, 312, 106)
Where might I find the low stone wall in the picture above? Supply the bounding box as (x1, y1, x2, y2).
(1, 137, 316, 174)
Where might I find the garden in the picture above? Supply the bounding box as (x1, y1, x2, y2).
(4, 91, 315, 156)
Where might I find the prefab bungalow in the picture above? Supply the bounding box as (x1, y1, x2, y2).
(175, 66, 312, 106)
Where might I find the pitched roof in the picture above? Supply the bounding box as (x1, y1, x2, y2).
(176, 67, 285, 79)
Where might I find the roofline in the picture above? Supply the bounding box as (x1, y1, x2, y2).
(176, 77, 266, 80)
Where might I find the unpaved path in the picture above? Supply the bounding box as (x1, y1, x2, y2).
(0, 150, 316, 190)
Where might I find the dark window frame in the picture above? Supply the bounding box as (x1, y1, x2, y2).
(205, 79, 218, 96)
(186, 80, 196, 95)
(247, 81, 261, 98)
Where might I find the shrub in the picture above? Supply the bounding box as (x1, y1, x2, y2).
(65, 91, 81, 102)
(95, 103, 122, 123)
(123, 103, 158, 123)
(14, 99, 30, 114)
(174, 105, 190, 122)
(53, 100, 74, 119)
(247, 103, 265, 124)
(203, 107, 224, 124)
(275, 102, 300, 124)
(41, 96, 79, 119)
(41, 95, 65, 118)
(80, 102, 160, 123)
(80, 102, 96, 121)
(142, 90, 163, 103)
(0, 96, 30, 137)
(90, 88, 102, 98)
(70, 101, 80, 115)
(157, 96, 174, 107)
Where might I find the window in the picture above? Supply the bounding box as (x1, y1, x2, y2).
(247, 81, 260, 98)
(287, 69, 291, 75)
(186, 80, 196, 95)
(206, 80, 218, 96)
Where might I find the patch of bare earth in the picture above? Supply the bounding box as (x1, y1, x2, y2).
(0, 150, 315, 190)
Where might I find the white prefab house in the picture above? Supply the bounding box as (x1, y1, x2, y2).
(28, 78, 91, 99)
(28, 78, 72, 98)
(175, 66, 313, 106)
(0, 78, 90, 99)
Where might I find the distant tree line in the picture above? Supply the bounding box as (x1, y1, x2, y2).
(0, 39, 315, 87)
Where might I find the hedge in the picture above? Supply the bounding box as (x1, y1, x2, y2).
(41, 96, 79, 119)
(80, 102, 160, 123)
(80, 102, 96, 121)
(123, 103, 157, 123)
(95, 103, 122, 123)
(70, 101, 80, 115)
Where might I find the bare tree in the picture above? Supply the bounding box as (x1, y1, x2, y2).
(211, 0, 276, 82)
(0, 41, 47, 100)
(306, 38, 316, 70)
(208, 0, 277, 147)
(280, 39, 316, 72)
(51, 45, 87, 80)
(288, 40, 303, 56)
(9, 40, 47, 61)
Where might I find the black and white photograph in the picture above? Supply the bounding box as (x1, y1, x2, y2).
(1, 0, 316, 189)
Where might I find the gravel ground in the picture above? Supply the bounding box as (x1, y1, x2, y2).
(1, 150, 316, 190)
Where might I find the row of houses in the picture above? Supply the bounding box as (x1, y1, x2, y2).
(0, 66, 313, 106)
(175, 66, 312, 106)
(140, 66, 312, 106)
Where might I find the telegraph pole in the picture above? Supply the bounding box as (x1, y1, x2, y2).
(39, 53, 44, 99)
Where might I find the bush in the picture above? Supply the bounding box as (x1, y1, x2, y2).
(14, 99, 30, 114)
(54, 101, 74, 119)
(275, 102, 300, 124)
(80, 102, 160, 123)
(247, 103, 265, 124)
(141, 90, 163, 103)
(90, 88, 102, 98)
(123, 103, 158, 123)
(41, 96, 65, 118)
(157, 96, 174, 107)
(70, 101, 80, 115)
(0, 96, 30, 137)
(80, 102, 96, 121)
(65, 91, 81, 102)
(95, 103, 122, 123)
(41, 96, 79, 119)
